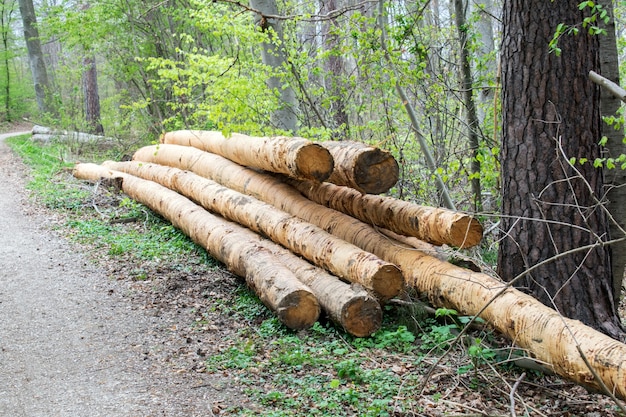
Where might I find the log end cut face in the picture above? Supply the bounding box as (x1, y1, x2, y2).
(369, 264, 404, 302)
(341, 296, 383, 337)
(353, 149, 400, 195)
(448, 216, 484, 248)
(275, 290, 321, 330)
(294, 144, 334, 182)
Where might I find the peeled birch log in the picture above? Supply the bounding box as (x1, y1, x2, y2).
(161, 130, 334, 182)
(102, 160, 403, 301)
(320, 141, 399, 194)
(72, 163, 320, 330)
(133, 144, 626, 399)
(286, 178, 483, 248)
(251, 245, 382, 337)
(31, 125, 115, 145)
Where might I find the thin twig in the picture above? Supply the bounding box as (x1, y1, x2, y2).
(509, 372, 525, 417)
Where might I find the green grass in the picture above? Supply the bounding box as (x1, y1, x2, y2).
(6, 135, 218, 267)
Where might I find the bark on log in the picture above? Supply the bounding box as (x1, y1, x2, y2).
(102, 160, 403, 302)
(72, 163, 320, 330)
(161, 130, 334, 182)
(132, 143, 626, 399)
(286, 177, 483, 248)
(319, 140, 400, 194)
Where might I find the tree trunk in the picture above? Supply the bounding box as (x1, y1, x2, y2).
(321, 0, 349, 139)
(132, 143, 626, 398)
(101, 160, 403, 301)
(499, 0, 623, 339)
(454, 0, 482, 212)
(72, 163, 320, 330)
(469, 0, 496, 127)
(161, 130, 333, 181)
(17, 0, 54, 115)
(82, 56, 104, 135)
(249, 0, 298, 133)
(285, 177, 483, 248)
(597, 0, 626, 300)
(0, 0, 14, 121)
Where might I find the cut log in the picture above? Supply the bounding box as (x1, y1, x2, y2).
(132, 143, 626, 399)
(31, 125, 115, 145)
(161, 130, 334, 182)
(285, 178, 483, 248)
(320, 140, 399, 194)
(263, 246, 382, 337)
(72, 163, 320, 330)
(102, 160, 403, 301)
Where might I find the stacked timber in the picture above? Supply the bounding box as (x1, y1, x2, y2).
(72, 131, 626, 400)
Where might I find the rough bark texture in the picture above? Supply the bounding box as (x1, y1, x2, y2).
(161, 130, 333, 182)
(101, 160, 403, 301)
(72, 163, 320, 330)
(597, 0, 626, 299)
(499, 0, 623, 339)
(132, 143, 626, 398)
(285, 177, 483, 248)
(320, 140, 399, 194)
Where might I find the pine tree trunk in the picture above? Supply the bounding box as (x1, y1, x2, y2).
(82, 56, 104, 135)
(250, 0, 298, 132)
(499, 0, 623, 339)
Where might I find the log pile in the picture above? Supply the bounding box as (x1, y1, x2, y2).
(72, 130, 626, 400)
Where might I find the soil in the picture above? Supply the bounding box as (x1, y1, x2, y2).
(0, 128, 245, 416)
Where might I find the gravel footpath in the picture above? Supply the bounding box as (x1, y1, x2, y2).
(0, 132, 232, 416)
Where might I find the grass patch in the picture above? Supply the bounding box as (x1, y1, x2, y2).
(6, 135, 219, 268)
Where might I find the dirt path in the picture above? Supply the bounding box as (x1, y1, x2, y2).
(0, 132, 231, 416)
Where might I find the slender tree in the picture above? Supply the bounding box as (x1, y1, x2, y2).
(249, 0, 298, 133)
(499, 0, 623, 339)
(597, 0, 626, 299)
(454, 0, 482, 212)
(0, 0, 16, 121)
(18, 0, 54, 115)
(321, 0, 349, 139)
(80, 3, 103, 134)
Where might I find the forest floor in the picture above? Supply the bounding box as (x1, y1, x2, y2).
(0, 123, 624, 416)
